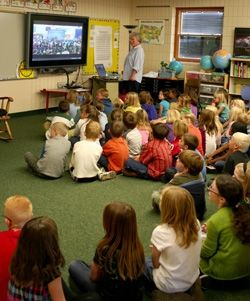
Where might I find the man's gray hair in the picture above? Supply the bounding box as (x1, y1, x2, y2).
(129, 32, 142, 43)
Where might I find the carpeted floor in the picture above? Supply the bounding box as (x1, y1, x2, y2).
(0, 112, 249, 301)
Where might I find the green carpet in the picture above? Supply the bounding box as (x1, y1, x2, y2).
(0, 113, 249, 301)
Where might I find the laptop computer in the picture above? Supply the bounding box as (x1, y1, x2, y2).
(95, 64, 108, 78)
(94, 64, 119, 80)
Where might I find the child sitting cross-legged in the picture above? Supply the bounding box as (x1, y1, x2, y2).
(70, 120, 116, 182)
(69, 202, 145, 301)
(99, 121, 129, 174)
(123, 123, 172, 181)
(24, 122, 71, 179)
(152, 150, 206, 220)
(44, 100, 75, 139)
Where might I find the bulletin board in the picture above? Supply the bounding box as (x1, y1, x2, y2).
(83, 18, 120, 75)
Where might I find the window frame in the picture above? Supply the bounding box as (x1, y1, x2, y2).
(174, 7, 224, 63)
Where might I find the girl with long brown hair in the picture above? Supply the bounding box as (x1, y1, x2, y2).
(69, 202, 145, 301)
(8, 216, 66, 301)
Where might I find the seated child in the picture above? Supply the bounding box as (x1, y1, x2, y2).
(0, 195, 33, 301)
(182, 113, 204, 155)
(123, 111, 142, 158)
(234, 162, 250, 204)
(100, 121, 129, 174)
(136, 109, 152, 145)
(180, 133, 206, 180)
(44, 100, 75, 139)
(123, 123, 172, 181)
(112, 97, 124, 109)
(70, 121, 115, 182)
(7, 216, 68, 301)
(212, 88, 230, 124)
(146, 186, 203, 298)
(171, 119, 188, 165)
(200, 175, 250, 290)
(124, 92, 141, 113)
(72, 104, 99, 145)
(139, 90, 157, 121)
(223, 132, 250, 175)
(24, 122, 71, 179)
(167, 87, 180, 103)
(95, 88, 113, 116)
(104, 108, 123, 142)
(206, 121, 248, 172)
(69, 202, 145, 301)
(95, 101, 108, 132)
(152, 150, 205, 220)
(73, 91, 94, 123)
(176, 93, 197, 116)
(158, 89, 170, 117)
(66, 89, 82, 119)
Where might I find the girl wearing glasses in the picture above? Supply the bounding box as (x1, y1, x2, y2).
(201, 174, 250, 289)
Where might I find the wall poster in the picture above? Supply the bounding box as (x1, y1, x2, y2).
(139, 20, 165, 45)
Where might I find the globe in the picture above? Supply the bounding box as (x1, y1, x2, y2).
(200, 55, 214, 71)
(169, 59, 183, 75)
(241, 86, 250, 101)
(212, 49, 232, 71)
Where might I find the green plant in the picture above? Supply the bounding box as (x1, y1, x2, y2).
(160, 61, 169, 69)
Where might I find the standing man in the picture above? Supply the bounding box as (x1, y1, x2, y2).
(123, 32, 144, 93)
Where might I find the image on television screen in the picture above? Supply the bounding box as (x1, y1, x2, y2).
(234, 28, 250, 57)
(32, 22, 83, 62)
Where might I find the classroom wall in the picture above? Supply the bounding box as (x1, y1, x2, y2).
(1, 0, 250, 113)
(0, 0, 133, 113)
(132, 0, 250, 76)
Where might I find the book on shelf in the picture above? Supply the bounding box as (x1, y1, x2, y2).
(233, 61, 250, 78)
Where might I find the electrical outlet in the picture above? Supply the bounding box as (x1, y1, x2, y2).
(57, 82, 65, 89)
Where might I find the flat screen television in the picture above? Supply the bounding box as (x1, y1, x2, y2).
(233, 27, 250, 57)
(26, 13, 89, 68)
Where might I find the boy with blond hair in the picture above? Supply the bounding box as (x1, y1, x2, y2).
(24, 122, 71, 179)
(0, 195, 33, 301)
(70, 120, 116, 181)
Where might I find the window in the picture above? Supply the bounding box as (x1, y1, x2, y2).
(174, 8, 224, 62)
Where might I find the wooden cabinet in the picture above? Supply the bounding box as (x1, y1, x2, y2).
(140, 77, 184, 101)
(229, 58, 250, 96)
(185, 71, 228, 111)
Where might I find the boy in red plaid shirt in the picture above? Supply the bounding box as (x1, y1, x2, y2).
(123, 123, 172, 180)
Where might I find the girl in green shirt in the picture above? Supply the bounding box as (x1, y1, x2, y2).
(200, 174, 250, 289)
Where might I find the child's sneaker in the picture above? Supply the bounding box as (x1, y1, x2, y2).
(98, 171, 116, 181)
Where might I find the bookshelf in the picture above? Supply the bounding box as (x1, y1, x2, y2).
(229, 58, 250, 96)
(185, 71, 228, 111)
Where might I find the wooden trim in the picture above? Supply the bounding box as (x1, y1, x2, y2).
(174, 7, 224, 63)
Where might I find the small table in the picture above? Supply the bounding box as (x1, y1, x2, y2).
(40, 89, 68, 112)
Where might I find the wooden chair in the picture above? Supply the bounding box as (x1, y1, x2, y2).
(0, 97, 14, 140)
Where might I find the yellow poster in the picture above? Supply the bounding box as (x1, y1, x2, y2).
(83, 18, 120, 75)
